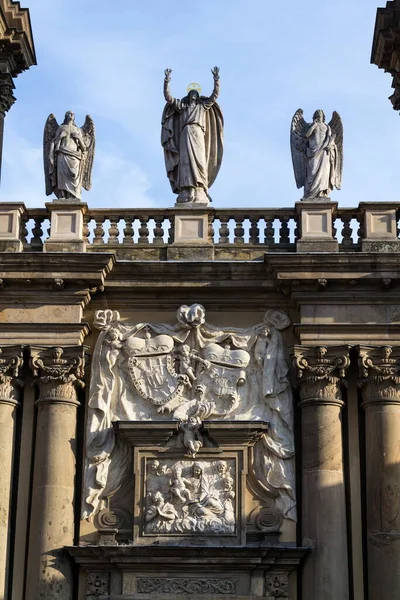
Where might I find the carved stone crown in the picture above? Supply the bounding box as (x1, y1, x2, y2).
(128, 333, 174, 357)
(203, 343, 250, 369)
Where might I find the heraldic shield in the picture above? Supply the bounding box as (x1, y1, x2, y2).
(127, 329, 187, 407)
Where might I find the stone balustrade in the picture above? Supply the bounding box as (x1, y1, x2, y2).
(0, 202, 397, 257)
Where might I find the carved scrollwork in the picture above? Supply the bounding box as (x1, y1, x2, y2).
(136, 577, 236, 595)
(0, 345, 24, 403)
(293, 345, 350, 407)
(255, 507, 283, 532)
(30, 346, 86, 405)
(358, 345, 400, 406)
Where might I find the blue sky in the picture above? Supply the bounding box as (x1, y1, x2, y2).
(1, 0, 397, 209)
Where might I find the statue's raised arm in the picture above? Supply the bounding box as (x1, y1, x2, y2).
(290, 108, 343, 200)
(161, 68, 224, 206)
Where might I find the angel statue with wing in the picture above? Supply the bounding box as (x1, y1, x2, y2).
(290, 109, 343, 200)
(43, 111, 95, 200)
(161, 67, 224, 205)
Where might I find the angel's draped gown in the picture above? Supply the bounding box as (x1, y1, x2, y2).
(304, 121, 336, 198)
(50, 124, 85, 198)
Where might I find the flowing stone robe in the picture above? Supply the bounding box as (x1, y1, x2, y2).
(161, 81, 223, 199)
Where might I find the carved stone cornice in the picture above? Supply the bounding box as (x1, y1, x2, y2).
(0, 344, 23, 405)
(29, 346, 86, 407)
(358, 345, 400, 407)
(0, 0, 37, 76)
(293, 345, 350, 408)
(0, 72, 15, 114)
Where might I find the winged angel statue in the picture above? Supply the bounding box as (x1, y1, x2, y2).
(43, 111, 95, 200)
(290, 109, 343, 200)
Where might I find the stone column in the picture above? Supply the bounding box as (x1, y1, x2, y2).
(0, 73, 16, 182)
(294, 345, 350, 600)
(0, 346, 23, 599)
(26, 346, 86, 600)
(358, 346, 400, 600)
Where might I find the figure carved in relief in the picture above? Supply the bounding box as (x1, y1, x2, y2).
(161, 68, 224, 205)
(144, 491, 179, 533)
(180, 416, 203, 458)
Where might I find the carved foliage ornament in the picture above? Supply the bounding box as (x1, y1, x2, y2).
(0, 345, 24, 402)
(137, 578, 236, 595)
(0, 72, 16, 114)
(265, 572, 289, 598)
(293, 345, 350, 407)
(358, 345, 400, 406)
(30, 346, 86, 404)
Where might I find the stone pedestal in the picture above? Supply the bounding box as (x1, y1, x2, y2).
(359, 202, 400, 252)
(0, 202, 25, 252)
(0, 346, 23, 599)
(168, 207, 214, 261)
(358, 346, 400, 600)
(26, 346, 86, 600)
(294, 345, 350, 600)
(44, 202, 87, 252)
(296, 201, 338, 252)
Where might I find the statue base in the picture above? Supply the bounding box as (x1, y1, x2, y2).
(176, 187, 210, 206)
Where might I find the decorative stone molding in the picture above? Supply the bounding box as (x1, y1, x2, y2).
(0, 345, 23, 404)
(358, 345, 400, 407)
(29, 346, 86, 406)
(265, 572, 289, 598)
(293, 345, 350, 407)
(86, 571, 109, 597)
(136, 577, 237, 595)
(0, 73, 15, 115)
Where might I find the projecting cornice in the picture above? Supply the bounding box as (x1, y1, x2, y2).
(371, 0, 400, 108)
(0, 0, 36, 76)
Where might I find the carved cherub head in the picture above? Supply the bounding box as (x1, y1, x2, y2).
(192, 463, 203, 478)
(148, 460, 159, 475)
(217, 461, 228, 476)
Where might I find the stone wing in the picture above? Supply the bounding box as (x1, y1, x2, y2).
(328, 111, 343, 190)
(81, 115, 96, 191)
(290, 108, 308, 190)
(43, 114, 59, 196)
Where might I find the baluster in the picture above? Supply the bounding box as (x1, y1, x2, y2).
(208, 216, 215, 243)
(264, 218, 275, 247)
(218, 216, 230, 244)
(20, 215, 28, 248)
(249, 216, 259, 245)
(123, 216, 134, 244)
(93, 216, 105, 245)
(341, 215, 353, 249)
(293, 216, 299, 244)
(234, 216, 245, 244)
(138, 216, 149, 244)
(168, 218, 175, 244)
(357, 214, 364, 247)
(108, 216, 120, 244)
(280, 218, 290, 246)
(83, 214, 90, 245)
(31, 217, 44, 251)
(153, 217, 164, 245)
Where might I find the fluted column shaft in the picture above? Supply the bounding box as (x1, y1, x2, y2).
(0, 347, 23, 600)
(294, 345, 350, 600)
(26, 347, 86, 600)
(358, 346, 400, 600)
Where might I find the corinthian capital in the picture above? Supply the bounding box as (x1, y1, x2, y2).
(358, 345, 400, 407)
(29, 346, 86, 406)
(0, 73, 16, 115)
(293, 345, 350, 408)
(0, 345, 24, 404)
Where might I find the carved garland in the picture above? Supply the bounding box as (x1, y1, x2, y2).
(136, 578, 237, 595)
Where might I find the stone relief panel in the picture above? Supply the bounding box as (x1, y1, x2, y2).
(136, 577, 237, 595)
(83, 304, 296, 527)
(265, 572, 289, 598)
(143, 458, 236, 535)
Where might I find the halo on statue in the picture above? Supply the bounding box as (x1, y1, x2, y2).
(187, 82, 202, 94)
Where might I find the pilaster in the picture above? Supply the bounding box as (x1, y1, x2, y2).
(293, 345, 350, 600)
(26, 346, 87, 600)
(0, 345, 23, 599)
(358, 345, 400, 600)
